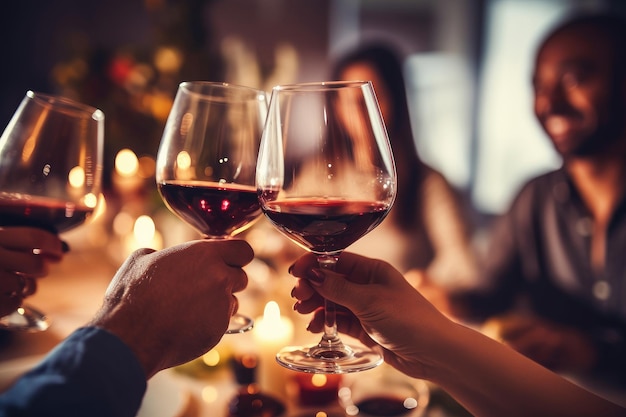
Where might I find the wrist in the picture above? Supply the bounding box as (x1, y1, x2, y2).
(89, 309, 161, 378)
(419, 320, 470, 384)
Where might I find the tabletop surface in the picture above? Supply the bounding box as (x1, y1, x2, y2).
(0, 245, 470, 417)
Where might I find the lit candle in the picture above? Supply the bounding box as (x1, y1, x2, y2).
(252, 301, 294, 399)
(295, 373, 342, 406)
(123, 215, 163, 255)
(112, 148, 143, 195)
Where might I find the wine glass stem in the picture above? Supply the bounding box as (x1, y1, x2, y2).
(317, 254, 342, 346)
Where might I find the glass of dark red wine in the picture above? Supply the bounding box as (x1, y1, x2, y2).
(0, 91, 103, 331)
(256, 81, 397, 373)
(156, 81, 268, 334)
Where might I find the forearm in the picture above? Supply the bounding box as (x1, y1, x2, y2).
(427, 322, 625, 417)
(0, 327, 147, 417)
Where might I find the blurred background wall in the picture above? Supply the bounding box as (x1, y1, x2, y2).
(1, 0, 625, 221)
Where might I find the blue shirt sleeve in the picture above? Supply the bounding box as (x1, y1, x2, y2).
(0, 327, 147, 417)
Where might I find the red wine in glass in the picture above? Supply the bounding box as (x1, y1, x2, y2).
(0, 194, 94, 234)
(261, 197, 388, 253)
(158, 181, 261, 239)
(0, 91, 103, 332)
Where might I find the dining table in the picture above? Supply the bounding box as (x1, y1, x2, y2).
(0, 227, 470, 417)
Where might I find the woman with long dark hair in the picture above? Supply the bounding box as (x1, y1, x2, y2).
(332, 43, 477, 287)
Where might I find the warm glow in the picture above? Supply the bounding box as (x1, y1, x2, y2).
(202, 349, 221, 367)
(121, 213, 163, 255)
(88, 194, 106, 221)
(176, 151, 191, 170)
(113, 211, 134, 236)
(246, 384, 260, 394)
(148, 92, 173, 121)
(315, 412, 328, 417)
(138, 156, 156, 179)
(154, 46, 183, 74)
(253, 301, 294, 342)
(115, 149, 139, 177)
(84, 193, 98, 208)
(311, 374, 328, 387)
(201, 385, 218, 403)
(252, 300, 294, 398)
(68, 166, 85, 187)
(133, 215, 155, 245)
(263, 301, 280, 322)
(240, 354, 258, 369)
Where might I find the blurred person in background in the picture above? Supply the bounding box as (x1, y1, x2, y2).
(419, 12, 626, 390)
(331, 43, 478, 288)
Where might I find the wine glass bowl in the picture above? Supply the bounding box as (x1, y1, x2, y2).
(256, 81, 397, 373)
(156, 81, 268, 334)
(0, 91, 104, 331)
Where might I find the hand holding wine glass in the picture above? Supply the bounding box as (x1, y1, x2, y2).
(256, 81, 397, 373)
(0, 227, 67, 319)
(0, 91, 103, 331)
(156, 81, 268, 334)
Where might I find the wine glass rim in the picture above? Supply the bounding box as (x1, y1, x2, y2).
(26, 91, 104, 121)
(272, 80, 371, 92)
(179, 81, 267, 101)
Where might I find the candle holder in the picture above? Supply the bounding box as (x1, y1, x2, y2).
(231, 353, 258, 386)
(252, 301, 294, 398)
(294, 372, 342, 407)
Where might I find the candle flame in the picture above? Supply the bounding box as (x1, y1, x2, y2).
(115, 149, 139, 177)
(254, 300, 293, 342)
(263, 301, 281, 322)
(133, 215, 156, 245)
(68, 166, 85, 187)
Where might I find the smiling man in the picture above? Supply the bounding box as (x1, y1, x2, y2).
(434, 12, 626, 390)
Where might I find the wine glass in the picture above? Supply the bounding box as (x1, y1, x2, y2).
(156, 81, 268, 334)
(0, 91, 104, 331)
(256, 81, 397, 373)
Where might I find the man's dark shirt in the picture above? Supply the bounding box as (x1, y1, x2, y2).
(461, 168, 626, 382)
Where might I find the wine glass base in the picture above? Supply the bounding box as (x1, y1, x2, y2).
(276, 344, 383, 374)
(0, 305, 50, 332)
(225, 313, 254, 334)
